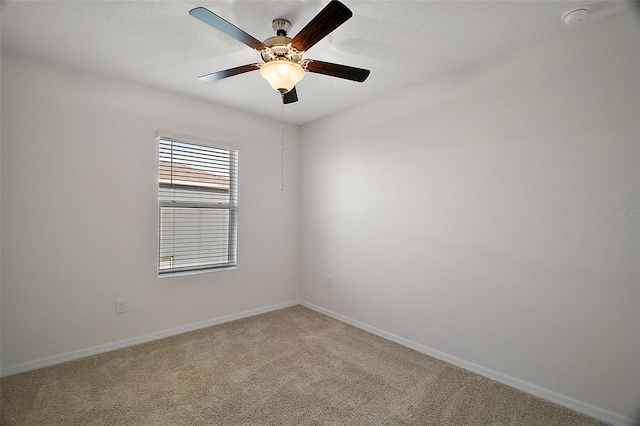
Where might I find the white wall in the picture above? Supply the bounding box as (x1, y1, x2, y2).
(300, 12, 639, 421)
(0, 53, 299, 367)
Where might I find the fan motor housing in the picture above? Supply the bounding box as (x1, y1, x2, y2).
(261, 35, 304, 63)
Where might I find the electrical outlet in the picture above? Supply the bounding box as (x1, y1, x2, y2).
(327, 276, 333, 287)
(116, 299, 127, 314)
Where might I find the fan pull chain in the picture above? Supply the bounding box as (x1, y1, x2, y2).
(280, 95, 285, 192)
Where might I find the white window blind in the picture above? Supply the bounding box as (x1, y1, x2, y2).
(158, 137, 238, 274)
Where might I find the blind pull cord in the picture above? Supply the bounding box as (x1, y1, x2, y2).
(280, 95, 285, 192)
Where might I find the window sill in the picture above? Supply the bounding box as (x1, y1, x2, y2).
(157, 265, 237, 279)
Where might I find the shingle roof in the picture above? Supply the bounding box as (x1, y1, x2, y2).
(159, 160, 229, 188)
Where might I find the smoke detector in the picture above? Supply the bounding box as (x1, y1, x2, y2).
(562, 7, 590, 25)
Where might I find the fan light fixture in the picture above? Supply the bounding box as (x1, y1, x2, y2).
(260, 61, 305, 94)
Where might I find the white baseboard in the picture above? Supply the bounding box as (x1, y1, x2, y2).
(1, 299, 300, 378)
(299, 300, 634, 426)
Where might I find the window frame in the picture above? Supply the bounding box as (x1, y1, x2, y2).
(156, 131, 239, 277)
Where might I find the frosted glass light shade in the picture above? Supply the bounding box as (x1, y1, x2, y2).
(259, 61, 305, 94)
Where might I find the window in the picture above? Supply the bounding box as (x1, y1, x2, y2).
(158, 136, 238, 275)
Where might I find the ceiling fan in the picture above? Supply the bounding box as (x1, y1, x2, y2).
(189, 0, 371, 104)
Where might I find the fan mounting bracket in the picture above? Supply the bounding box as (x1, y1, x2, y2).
(272, 19, 292, 36)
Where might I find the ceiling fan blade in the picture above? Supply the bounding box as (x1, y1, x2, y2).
(199, 64, 261, 83)
(291, 1, 352, 52)
(189, 7, 266, 51)
(305, 60, 370, 82)
(283, 86, 298, 104)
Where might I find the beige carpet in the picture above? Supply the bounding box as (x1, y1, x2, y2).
(1, 305, 603, 425)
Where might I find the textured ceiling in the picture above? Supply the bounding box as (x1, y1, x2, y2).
(1, 0, 636, 124)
